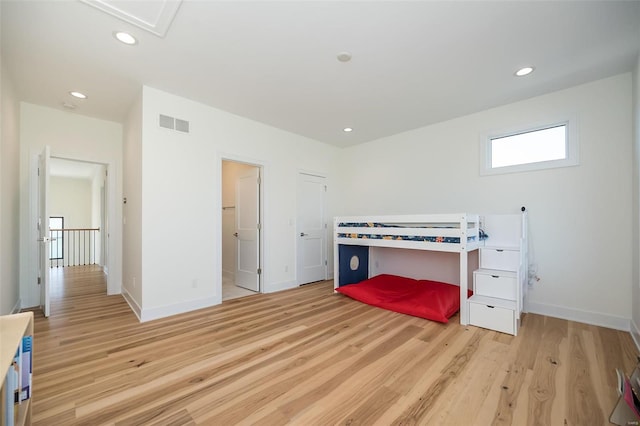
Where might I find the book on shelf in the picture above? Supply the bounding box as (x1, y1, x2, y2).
(3, 347, 20, 425)
(13, 347, 20, 405)
(20, 335, 32, 402)
(3, 371, 14, 425)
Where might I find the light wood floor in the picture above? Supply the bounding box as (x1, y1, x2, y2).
(31, 266, 639, 425)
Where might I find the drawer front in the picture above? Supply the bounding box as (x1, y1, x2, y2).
(469, 302, 515, 335)
(480, 249, 519, 271)
(474, 273, 516, 300)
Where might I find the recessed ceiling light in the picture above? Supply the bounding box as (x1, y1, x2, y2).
(515, 66, 534, 77)
(343, 127, 353, 133)
(114, 31, 137, 45)
(337, 52, 352, 62)
(69, 91, 87, 99)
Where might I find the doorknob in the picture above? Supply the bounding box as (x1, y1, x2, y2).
(300, 232, 308, 237)
(233, 232, 238, 237)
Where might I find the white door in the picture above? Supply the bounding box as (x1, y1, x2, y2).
(235, 167, 260, 292)
(38, 146, 51, 317)
(296, 173, 326, 285)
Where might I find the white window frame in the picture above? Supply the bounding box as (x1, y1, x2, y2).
(480, 118, 579, 176)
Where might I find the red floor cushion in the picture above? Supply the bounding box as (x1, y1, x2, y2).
(336, 274, 470, 323)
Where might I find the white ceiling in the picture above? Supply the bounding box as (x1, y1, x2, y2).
(2, 1, 639, 148)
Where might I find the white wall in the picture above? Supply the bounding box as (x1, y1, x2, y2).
(50, 176, 92, 227)
(127, 86, 338, 320)
(632, 55, 640, 347)
(122, 92, 143, 311)
(19, 103, 123, 307)
(337, 74, 633, 330)
(0, 59, 21, 315)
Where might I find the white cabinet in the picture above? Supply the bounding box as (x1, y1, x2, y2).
(468, 212, 527, 336)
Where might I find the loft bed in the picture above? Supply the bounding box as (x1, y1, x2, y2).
(333, 214, 481, 325)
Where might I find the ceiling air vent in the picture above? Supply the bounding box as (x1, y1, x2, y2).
(159, 114, 190, 134)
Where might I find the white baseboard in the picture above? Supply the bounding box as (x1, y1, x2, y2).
(11, 298, 22, 314)
(631, 318, 640, 353)
(122, 287, 223, 323)
(527, 301, 631, 331)
(264, 280, 298, 294)
(139, 296, 220, 322)
(121, 288, 142, 322)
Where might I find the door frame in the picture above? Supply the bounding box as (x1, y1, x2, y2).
(28, 151, 120, 308)
(216, 154, 266, 303)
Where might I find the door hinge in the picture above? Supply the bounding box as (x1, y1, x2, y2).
(37, 168, 40, 177)
(257, 176, 261, 185)
(37, 276, 41, 285)
(257, 223, 261, 230)
(257, 268, 262, 275)
(325, 260, 327, 266)
(324, 185, 327, 192)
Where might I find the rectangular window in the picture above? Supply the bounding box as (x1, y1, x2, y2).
(481, 120, 578, 175)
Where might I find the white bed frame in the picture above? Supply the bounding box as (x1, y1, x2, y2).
(333, 213, 481, 325)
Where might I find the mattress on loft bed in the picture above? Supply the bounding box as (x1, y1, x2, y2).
(335, 274, 472, 323)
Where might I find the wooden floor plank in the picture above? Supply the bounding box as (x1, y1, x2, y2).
(566, 326, 604, 425)
(420, 331, 510, 424)
(389, 329, 484, 425)
(30, 265, 639, 425)
(527, 316, 567, 425)
(188, 314, 409, 424)
(285, 330, 429, 425)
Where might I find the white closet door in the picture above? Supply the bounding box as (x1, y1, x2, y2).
(296, 173, 326, 285)
(235, 167, 260, 292)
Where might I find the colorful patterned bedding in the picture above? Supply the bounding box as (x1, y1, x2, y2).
(337, 222, 477, 244)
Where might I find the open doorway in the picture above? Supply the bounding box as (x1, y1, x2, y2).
(221, 160, 262, 301)
(47, 158, 108, 305)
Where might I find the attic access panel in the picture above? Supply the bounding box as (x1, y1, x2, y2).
(81, 0, 182, 37)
